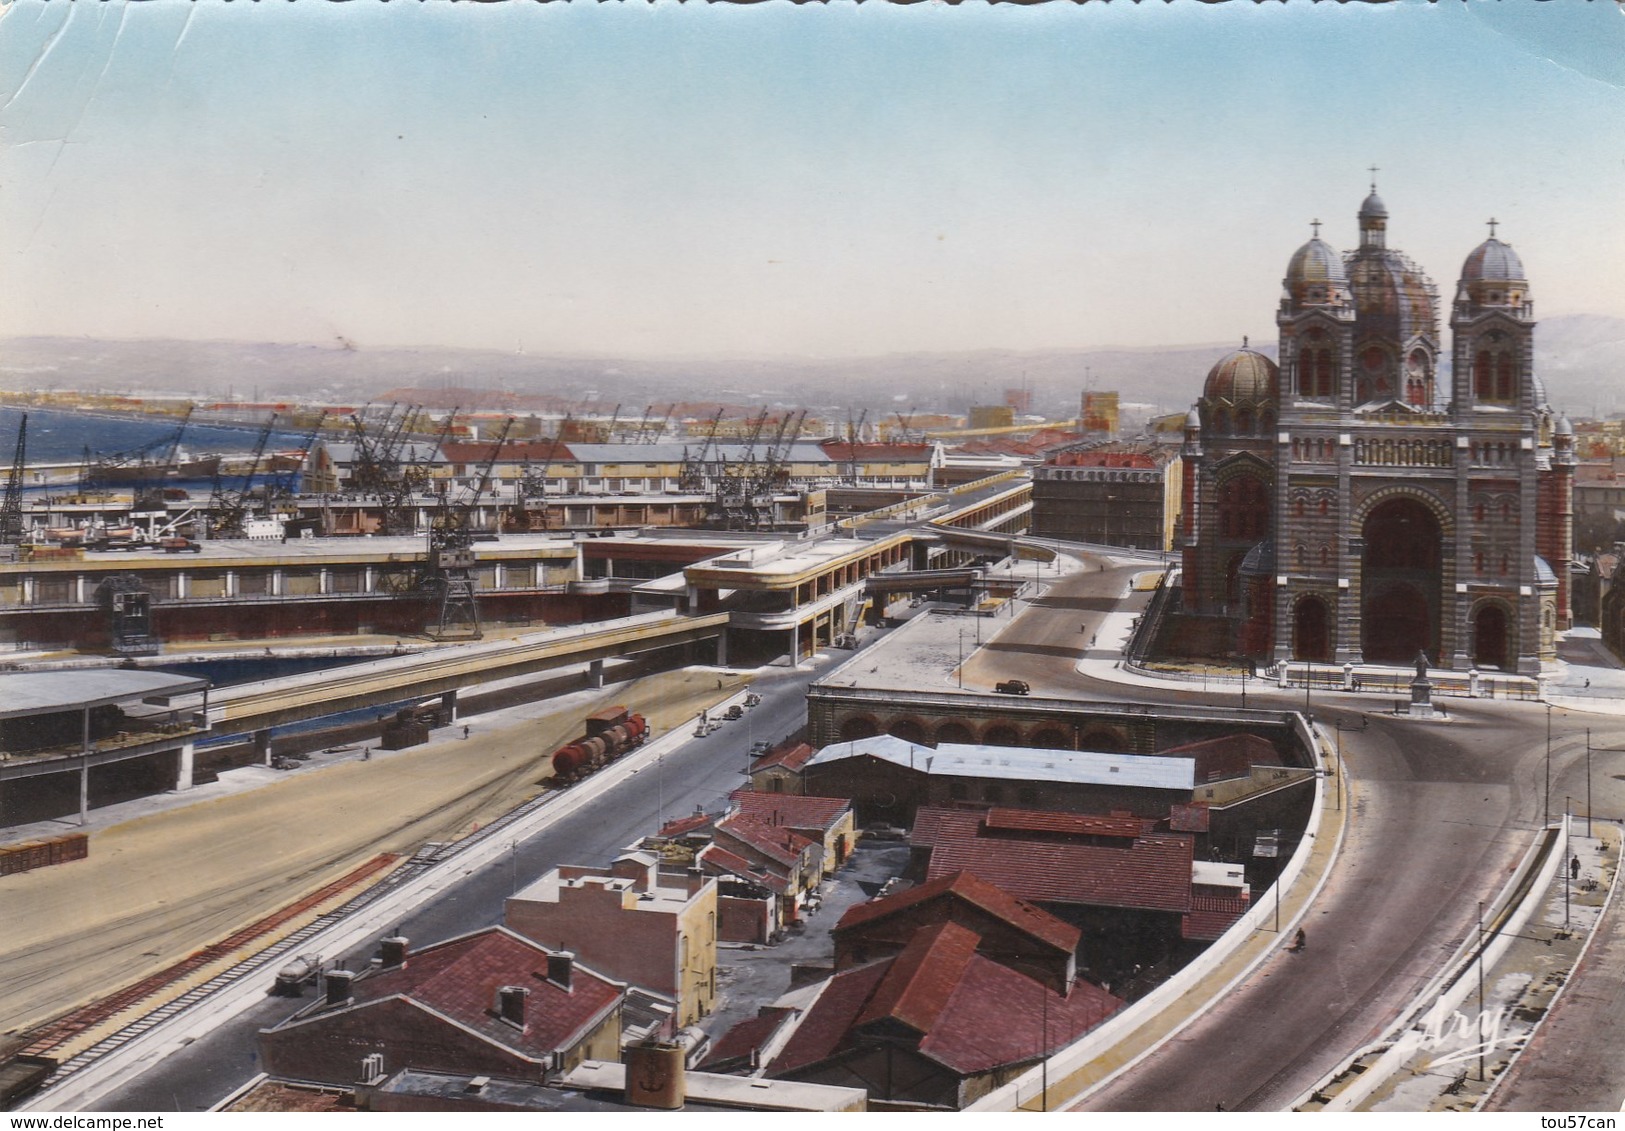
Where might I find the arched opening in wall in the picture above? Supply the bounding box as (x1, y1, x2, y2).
(1292, 595, 1331, 662)
(1224, 552, 1245, 609)
(887, 719, 926, 745)
(935, 722, 974, 746)
(838, 716, 879, 742)
(1367, 582, 1431, 664)
(982, 724, 1020, 748)
(1029, 727, 1070, 750)
(1473, 604, 1510, 670)
(1362, 496, 1443, 663)
(1078, 727, 1126, 752)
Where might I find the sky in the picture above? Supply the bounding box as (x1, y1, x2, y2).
(2, 0, 1622, 360)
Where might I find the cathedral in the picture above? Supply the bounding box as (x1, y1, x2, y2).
(1179, 186, 1574, 676)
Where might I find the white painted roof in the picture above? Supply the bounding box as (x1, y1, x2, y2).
(808, 734, 1196, 790)
(0, 670, 209, 719)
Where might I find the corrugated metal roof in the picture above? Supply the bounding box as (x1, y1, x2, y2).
(0, 670, 209, 720)
(808, 736, 1195, 790)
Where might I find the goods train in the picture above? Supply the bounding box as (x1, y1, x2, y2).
(550, 705, 648, 783)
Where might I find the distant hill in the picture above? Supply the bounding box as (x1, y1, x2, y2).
(2, 314, 1619, 421)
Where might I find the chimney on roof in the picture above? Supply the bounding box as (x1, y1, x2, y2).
(379, 936, 409, 968)
(547, 950, 575, 991)
(497, 985, 530, 1028)
(324, 970, 355, 1006)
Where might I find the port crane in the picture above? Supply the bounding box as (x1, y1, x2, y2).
(678, 409, 725, 494)
(1, 414, 27, 548)
(207, 413, 279, 539)
(424, 417, 512, 640)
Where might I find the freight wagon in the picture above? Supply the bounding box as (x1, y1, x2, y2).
(550, 705, 649, 784)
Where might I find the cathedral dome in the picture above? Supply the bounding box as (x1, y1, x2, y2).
(1203, 348, 1279, 405)
(1283, 237, 1348, 310)
(1347, 247, 1438, 344)
(1461, 238, 1526, 284)
(1286, 238, 1346, 288)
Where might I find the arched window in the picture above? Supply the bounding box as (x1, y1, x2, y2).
(1496, 355, 1515, 401)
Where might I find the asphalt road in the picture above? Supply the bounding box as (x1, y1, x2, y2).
(968, 560, 1625, 1112)
(98, 653, 834, 1112)
(94, 560, 1625, 1112)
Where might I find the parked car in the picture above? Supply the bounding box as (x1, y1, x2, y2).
(994, 679, 1030, 696)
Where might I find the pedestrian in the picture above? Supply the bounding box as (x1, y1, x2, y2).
(1293, 928, 1306, 951)
(1572, 855, 1581, 880)
(462, 724, 470, 741)
(1584, 678, 1591, 690)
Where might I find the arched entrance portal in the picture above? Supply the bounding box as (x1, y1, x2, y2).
(1292, 596, 1330, 662)
(1473, 604, 1510, 670)
(1362, 497, 1442, 663)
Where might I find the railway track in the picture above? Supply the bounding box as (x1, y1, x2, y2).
(23, 778, 571, 1097)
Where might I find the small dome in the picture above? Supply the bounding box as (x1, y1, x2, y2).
(1461, 238, 1527, 284)
(1204, 348, 1280, 404)
(1555, 413, 1573, 437)
(1359, 190, 1388, 220)
(1286, 238, 1347, 288)
(1185, 406, 1202, 430)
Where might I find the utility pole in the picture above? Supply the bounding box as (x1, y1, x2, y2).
(1545, 703, 1553, 828)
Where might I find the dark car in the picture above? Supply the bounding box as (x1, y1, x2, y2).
(994, 679, 1030, 696)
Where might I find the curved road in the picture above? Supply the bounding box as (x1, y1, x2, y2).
(964, 559, 1625, 1111)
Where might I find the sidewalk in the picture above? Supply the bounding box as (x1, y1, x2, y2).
(1297, 816, 1619, 1112)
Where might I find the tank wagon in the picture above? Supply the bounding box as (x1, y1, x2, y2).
(551, 705, 649, 783)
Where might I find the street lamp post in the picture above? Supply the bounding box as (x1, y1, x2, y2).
(1564, 796, 1572, 929)
(1545, 703, 1553, 828)
(958, 628, 965, 689)
(1332, 718, 1343, 811)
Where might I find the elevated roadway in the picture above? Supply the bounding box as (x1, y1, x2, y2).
(174, 611, 728, 736)
(960, 558, 1625, 1111)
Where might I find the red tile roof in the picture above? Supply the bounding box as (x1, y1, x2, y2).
(699, 1006, 798, 1071)
(749, 742, 817, 774)
(855, 920, 978, 1034)
(834, 870, 1081, 955)
(981, 808, 1147, 839)
(342, 927, 622, 1058)
(911, 807, 1194, 914)
(727, 791, 852, 832)
(770, 935, 1122, 1079)
(656, 811, 715, 839)
(1182, 893, 1252, 942)
(439, 440, 573, 464)
(716, 815, 818, 869)
(697, 843, 790, 893)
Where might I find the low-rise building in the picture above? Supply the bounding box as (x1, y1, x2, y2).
(764, 920, 1122, 1109)
(831, 870, 1080, 995)
(504, 851, 717, 1027)
(908, 805, 1252, 994)
(257, 928, 624, 1088)
(726, 790, 856, 878)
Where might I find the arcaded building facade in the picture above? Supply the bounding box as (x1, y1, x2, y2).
(1181, 188, 1574, 675)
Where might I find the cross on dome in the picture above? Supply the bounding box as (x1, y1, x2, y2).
(1487, 217, 1499, 238)
(1310, 219, 1321, 238)
(1368, 164, 1379, 191)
